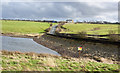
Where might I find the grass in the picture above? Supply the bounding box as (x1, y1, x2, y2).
(2, 20, 57, 34)
(62, 23, 119, 35)
(1, 51, 119, 71)
(2, 20, 119, 35)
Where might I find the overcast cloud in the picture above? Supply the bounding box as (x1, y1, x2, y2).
(2, 2, 118, 22)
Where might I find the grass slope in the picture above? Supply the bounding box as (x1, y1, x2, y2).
(2, 20, 56, 34)
(1, 51, 119, 71)
(62, 23, 119, 35)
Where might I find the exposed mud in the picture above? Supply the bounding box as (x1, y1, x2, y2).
(1, 33, 119, 64)
(1, 33, 39, 38)
(33, 34, 119, 61)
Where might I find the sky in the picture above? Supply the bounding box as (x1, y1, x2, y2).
(1, 1, 119, 22)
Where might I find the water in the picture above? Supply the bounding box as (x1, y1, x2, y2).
(1, 36, 60, 56)
(49, 25, 58, 34)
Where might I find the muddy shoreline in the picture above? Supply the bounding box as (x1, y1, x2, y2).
(1, 33, 119, 64)
(1, 33, 38, 38)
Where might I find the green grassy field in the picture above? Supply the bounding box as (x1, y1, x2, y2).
(1, 51, 119, 71)
(2, 20, 56, 34)
(2, 20, 119, 35)
(62, 23, 119, 35)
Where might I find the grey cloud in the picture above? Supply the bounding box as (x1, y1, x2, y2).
(2, 2, 118, 21)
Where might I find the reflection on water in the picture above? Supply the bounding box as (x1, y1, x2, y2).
(50, 25, 58, 34)
(1, 36, 60, 56)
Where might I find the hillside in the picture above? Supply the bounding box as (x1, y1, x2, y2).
(61, 23, 119, 35)
(2, 20, 56, 34)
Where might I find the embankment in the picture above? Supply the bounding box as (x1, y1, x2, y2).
(1, 50, 119, 71)
(33, 34, 119, 62)
(1, 33, 119, 63)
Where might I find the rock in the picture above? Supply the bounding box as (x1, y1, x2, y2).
(111, 58, 116, 61)
(93, 56, 101, 62)
(111, 55, 114, 57)
(83, 54, 91, 57)
(100, 57, 113, 64)
(93, 56, 113, 64)
(9, 57, 14, 59)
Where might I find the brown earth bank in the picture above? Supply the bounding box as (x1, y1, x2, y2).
(1, 33, 40, 38)
(33, 34, 119, 63)
(1, 33, 120, 64)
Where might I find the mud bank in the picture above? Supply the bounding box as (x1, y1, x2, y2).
(33, 34, 119, 62)
(1, 33, 40, 38)
(1, 33, 119, 63)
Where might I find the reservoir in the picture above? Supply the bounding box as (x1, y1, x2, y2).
(1, 36, 60, 56)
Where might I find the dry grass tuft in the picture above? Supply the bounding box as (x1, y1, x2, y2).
(25, 52, 37, 56)
(43, 57, 57, 67)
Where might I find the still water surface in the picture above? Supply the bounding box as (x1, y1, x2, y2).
(1, 36, 60, 56)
